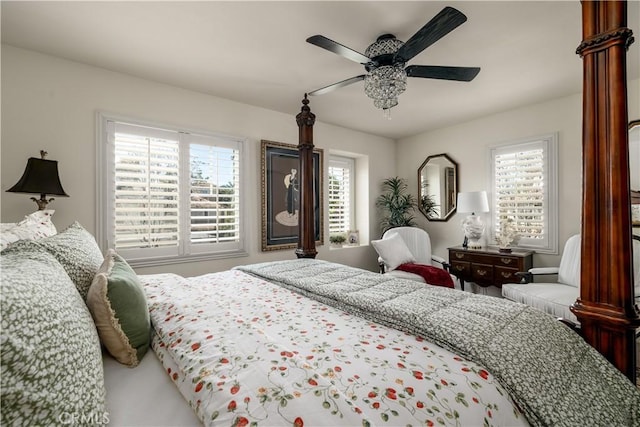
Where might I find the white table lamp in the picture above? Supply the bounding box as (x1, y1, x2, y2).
(457, 191, 490, 249)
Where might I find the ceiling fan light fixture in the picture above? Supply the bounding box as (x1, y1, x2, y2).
(364, 65, 407, 117)
(306, 6, 479, 120)
(364, 34, 404, 58)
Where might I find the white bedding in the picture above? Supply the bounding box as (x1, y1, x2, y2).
(103, 350, 201, 426)
(141, 270, 528, 426)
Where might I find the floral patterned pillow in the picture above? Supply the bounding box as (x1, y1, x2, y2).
(1, 244, 107, 425)
(0, 210, 56, 251)
(34, 222, 104, 301)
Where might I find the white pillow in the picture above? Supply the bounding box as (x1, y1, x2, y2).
(1, 210, 57, 251)
(371, 232, 416, 271)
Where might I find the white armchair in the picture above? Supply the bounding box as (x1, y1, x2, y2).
(371, 227, 456, 287)
(502, 234, 640, 326)
(502, 234, 581, 324)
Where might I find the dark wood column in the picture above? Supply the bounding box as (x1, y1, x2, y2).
(295, 94, 318, 259)
(572, 0, 639, 382)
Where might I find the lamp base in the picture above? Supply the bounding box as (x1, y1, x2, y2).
(467, 238, 483, 249)
(463, 214, 485, 249)
(30, 194, 53, 210)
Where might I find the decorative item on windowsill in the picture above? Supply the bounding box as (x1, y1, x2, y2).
(496, 217, 519, 253)
(329, 234, 347, 248)
(6, 150, 69, 210)
(457, 191, 489, 249)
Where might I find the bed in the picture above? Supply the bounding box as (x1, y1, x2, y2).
(1, 1, 639, 426)
(3, 236, 637, 426)
(100, 255, 639, 426)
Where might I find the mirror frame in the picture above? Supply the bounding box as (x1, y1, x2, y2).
(417, 153, 458, 222)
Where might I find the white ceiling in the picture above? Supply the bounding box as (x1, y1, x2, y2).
(1, 1, 638, 140)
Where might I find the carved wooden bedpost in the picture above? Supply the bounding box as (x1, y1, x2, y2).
(573, 0, 639, 382)
(295, 94, 318, 259)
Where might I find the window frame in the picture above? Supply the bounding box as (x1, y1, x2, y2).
(328, 155, 356, 236)
(488, 133, 559, 254)
(96, 112, 247, 267)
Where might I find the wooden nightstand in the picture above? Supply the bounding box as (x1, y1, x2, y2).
(448, 246, 534, 289)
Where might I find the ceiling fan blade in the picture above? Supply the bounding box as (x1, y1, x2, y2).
(308, 75, 366, 96)
(395, 7, 467, 63)
(306, 35, 371, 65)
(406, 65, 480, 82)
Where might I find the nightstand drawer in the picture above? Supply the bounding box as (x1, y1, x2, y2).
(451, 261, 470, 277)
(471, 263, 493, 285)
(448, 246, 534, 288)
(495, 267, 519, 285)
(497, 256, 518, 267)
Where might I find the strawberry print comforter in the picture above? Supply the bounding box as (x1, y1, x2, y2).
(237, 259, 640, 427)
(142, 269, 527, 426)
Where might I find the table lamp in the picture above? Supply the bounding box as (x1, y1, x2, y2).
(7, 150, 69, 210)
(457, 191, 489, 249)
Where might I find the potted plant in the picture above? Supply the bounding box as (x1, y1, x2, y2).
(376, 177, 417, 232)
(329, 234, 347, 247)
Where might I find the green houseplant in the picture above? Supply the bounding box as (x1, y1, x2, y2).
(376, 177, 417, 232)
(329, 234, 347, 247)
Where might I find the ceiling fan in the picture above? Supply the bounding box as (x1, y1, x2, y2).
(306, 6, 480, 117)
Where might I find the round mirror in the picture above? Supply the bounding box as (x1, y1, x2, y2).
(418, 153, 458, 221)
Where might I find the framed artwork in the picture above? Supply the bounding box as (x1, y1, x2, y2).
(261, 140, 323, 251)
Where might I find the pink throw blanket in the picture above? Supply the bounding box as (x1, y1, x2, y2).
(396, 263, 454, 288)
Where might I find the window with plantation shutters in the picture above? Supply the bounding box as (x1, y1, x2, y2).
(188, 136, 241, 249)
(490, 134, 558, 253)
(98, 115, 245, 266)
(112, 124, 180, 253)
(328, 156, 355, 235)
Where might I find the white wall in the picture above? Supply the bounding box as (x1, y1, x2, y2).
(3, 44, 638, 275)
(0, 45, 395, 275)
(397, 78, 640, 269)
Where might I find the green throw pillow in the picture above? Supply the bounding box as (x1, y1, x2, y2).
(87, 249, 151, 367)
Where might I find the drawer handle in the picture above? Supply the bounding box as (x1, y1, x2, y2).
(501, 258, 512, 265)
(454, 265, 465, 272)
(455, 253, 464, 259)
(501, 272, 512, 278)
(476, 269, 487, 276)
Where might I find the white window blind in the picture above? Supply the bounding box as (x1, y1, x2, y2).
(189, 137, 240, 248)
(113, 125, 180, 251)
(328, 156, 355, 235)
(98, 115, 245, 266)
(490, 134, 558, 253)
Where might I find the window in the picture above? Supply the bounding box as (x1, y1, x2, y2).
(98, 114, 245, 266)
(489, 133, 558, 253)
(328, 156, 355, 235)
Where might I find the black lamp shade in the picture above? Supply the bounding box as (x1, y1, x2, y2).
(7, 157, 69, 197)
